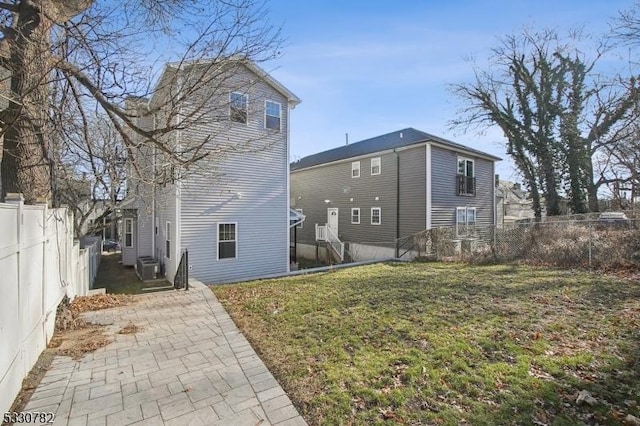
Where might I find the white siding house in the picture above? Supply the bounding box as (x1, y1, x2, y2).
(123, 59, 300, 284)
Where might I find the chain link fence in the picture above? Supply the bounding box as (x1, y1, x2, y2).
(396, 214, 640, 271)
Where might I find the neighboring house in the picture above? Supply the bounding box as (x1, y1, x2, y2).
(123, 58, 300, 284)
(495, 180, 536, 225)
(290, 128, 500, 262)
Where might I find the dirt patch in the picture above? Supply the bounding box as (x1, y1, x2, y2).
(6, 294, 136, 421)
(118, 322, 142, 334)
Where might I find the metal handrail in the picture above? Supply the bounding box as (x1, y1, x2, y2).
(174, 249, 189, 290)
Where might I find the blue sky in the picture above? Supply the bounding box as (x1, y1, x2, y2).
(264, 0, 635, 181)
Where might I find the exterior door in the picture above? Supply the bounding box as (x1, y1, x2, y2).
(327, 208, 339, 234)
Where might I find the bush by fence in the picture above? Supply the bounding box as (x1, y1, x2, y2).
(397, 218, 640, 270)
(0, 195, 100, 413)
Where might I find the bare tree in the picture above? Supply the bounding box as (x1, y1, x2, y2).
(451, 28, 640, 217)
(0, 0, 282, 204)
(52, 113, 127, 238)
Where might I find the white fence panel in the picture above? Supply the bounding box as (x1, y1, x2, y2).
(0, 197, 98, 414)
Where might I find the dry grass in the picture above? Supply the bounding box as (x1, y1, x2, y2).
(118, 322, 141, 334)
(214, 262, 640, 425)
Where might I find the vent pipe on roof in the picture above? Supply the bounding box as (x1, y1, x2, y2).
(345, 133, 349, 145)
(400, 132, 403, 138)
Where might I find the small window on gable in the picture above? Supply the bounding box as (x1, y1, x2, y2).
(124, 218, 133, 248)
(371, 207, 381, 225)
(218, 223, 237, 260)
(230, 92, 247, 124)
(352, 161, 360, 178)
(351, 208, 360, 224)
(165, 221, 171, 259)
(265, 101, 281, 131)
(371, 157, 381, 175)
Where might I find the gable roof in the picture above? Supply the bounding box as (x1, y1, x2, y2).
(291, 128, 501, 171)
(149, 57, 300, 109)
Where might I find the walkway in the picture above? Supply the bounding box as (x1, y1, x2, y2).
(22, 281, 307, 426)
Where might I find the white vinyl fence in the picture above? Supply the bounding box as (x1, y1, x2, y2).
(0, 195, 99, 413)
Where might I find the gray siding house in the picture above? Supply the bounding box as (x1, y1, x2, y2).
(290, 128, 500, 261)
(123, 58, 300, 284)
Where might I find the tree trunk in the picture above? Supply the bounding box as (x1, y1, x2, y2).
(1, 2, 53, 203)
(566, 146, 589, 213)
(1, 0, 94, 204)
(584, 161, 599, 212)
(539, 147, 562, 216)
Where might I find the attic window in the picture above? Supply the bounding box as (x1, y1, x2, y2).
(352, 161, 360, 178)
(371, 157, 381, 175)
(265, 101, 281, 131)
(230, 92, 247, 124)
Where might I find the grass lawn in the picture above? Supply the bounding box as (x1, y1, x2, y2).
(93, 252, 172, 294)
(212, 262, 640, 425)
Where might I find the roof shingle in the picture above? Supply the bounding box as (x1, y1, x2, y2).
(291, 128, 501, 171)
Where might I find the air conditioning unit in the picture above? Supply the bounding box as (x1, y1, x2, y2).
(136, 256, 159, 281)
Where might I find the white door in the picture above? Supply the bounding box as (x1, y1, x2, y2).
(327, 208, 339, 234)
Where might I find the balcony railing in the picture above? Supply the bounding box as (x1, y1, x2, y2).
(457, 175, 476, 196)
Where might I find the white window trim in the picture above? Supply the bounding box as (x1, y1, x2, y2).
(467, 207, 477, 225)
(124, 218, 133, 248)
(165, 221, 171, 259)
(217, 222, 238, 260)
(352, 161, 360, 178)
(351, 207, 360, 224)
(456, 207, 477, 235)
(457, 157, 475, 177)
(264, 100, 282, 131)
(371, 207, 381, 225)
(371, 157, 381, 175)
(230, 92, 248, 124)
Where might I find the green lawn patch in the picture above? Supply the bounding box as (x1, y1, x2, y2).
(94, 252, 171, 294)
(212, 262, 640, 425)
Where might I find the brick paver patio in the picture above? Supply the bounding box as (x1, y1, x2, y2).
(23, 281, 307, 426)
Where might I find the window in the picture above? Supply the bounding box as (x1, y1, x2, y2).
(351, 208, 360, 224)
(265, 101, 281, 131)
(456, 207, 477, 235)
(457, 157, 475, 196)
(124, 218, 133, 248)
(165, 222, 171, 259)
(218, 223, 237, 260)
(230, 92, 247, 123)
(371, 157, 381, 175)
(371, 207, 381, 225)
(352, 161, 360, 178)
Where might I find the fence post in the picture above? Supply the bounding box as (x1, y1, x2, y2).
(35, 200, 48, 342)
(588, 219, 592, 269)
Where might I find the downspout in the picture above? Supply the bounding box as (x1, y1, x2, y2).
(286, 102, 292, 272)
(175, 106, 182, 272)
(151, 110, 156, 258)
(426, 144, 432, 229)
(395, 149, 400, 258)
